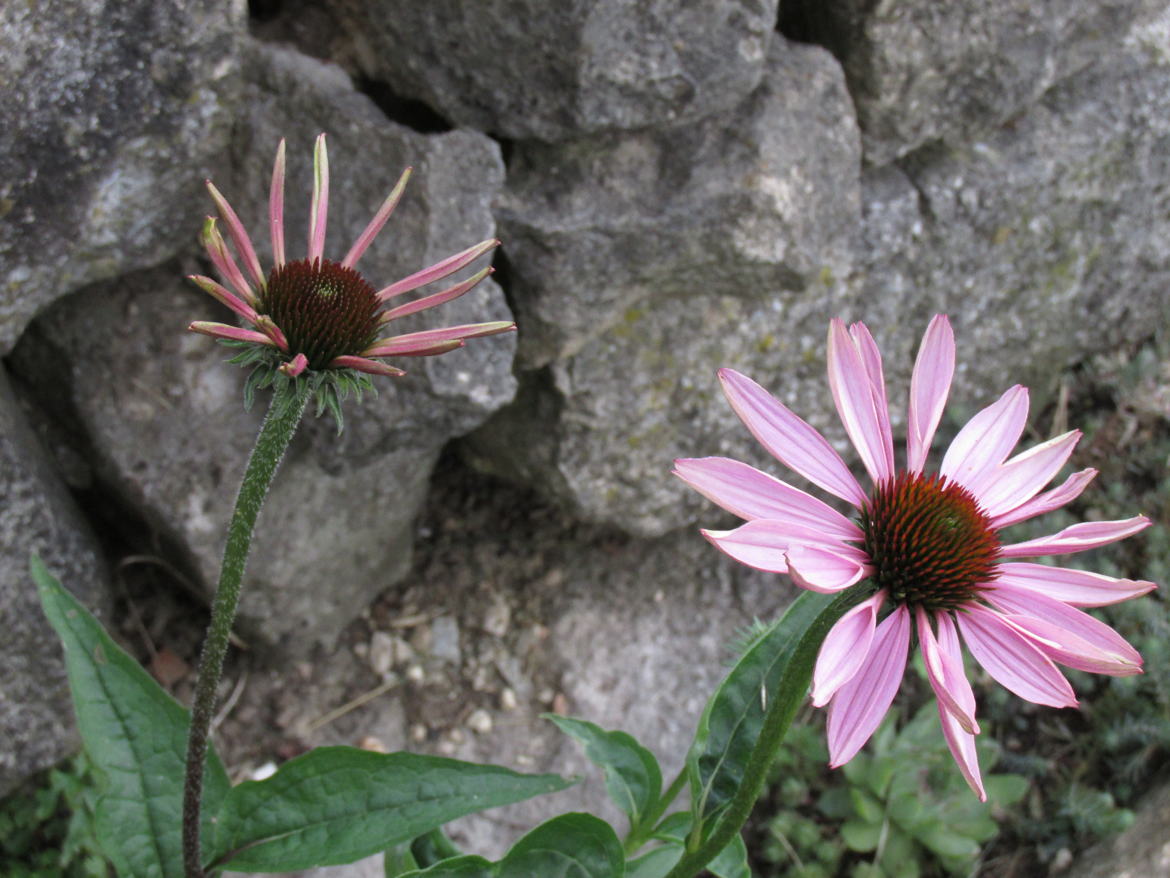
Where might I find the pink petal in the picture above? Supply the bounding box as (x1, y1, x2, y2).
(956, 605, 1077, 708)
(940, 385, 1029, 489)
(270, 138, 287, 269)
(253, 315, 289, 352)
(187, 322, 275, 346)
(812, 590, 885, 707)
(907, 315, 955, 474)
(206, 180, 266, 292)
(990, 468, 1097, 529)
(701, 519, 857, 575)
(827, 606, 910, 767)
(377, 239, 499, 300)
(995, 562, 1157, 607)
(187, 275, 259, 323)
(971, 430, 1081, 518)
(200, 217, 258, 306)
(672, 457, 863, 538)
(717, 369, 866, 508)
(850, 322, 896, 479)
(363, 322, 514, 356)
(278, 352, 309, 378)
(343, 167, 412, 269)
(918, 609, 978, 734)
(938, 702, 985, 801)
(378, 267, 493, 324)
(308, 133, 329, 263)
(986, 585, 1143, 676)
(1000, 516, 1152, 558)
(785, 544, 872, 593)
(826, 319, 894, 485)
(328, 355, 406, 377)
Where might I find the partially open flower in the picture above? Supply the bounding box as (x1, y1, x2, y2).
(188, 134, 514, 414)
(676, 315, 1157, 799)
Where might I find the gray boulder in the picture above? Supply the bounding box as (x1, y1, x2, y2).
(8, 43, 515, 656)
(322, 0, 778, 142)
(796, 0, 1169, 165)
(0, 0, 242, 354)
(0, 367, 112, 796)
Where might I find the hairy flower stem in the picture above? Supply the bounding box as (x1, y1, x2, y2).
(182, 380, 311, 878)
(663, 590, 863, 878)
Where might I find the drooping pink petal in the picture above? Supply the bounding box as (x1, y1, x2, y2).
(376, 239, 500, 300)
(956, 605, 1077, 708)
(986, 585, 1143, 675)
(940, 385, 1029, 489)
(996, 562, 1157, 607)
(200, 217, 257, 306)
(187, 275, 260, 324)
(308, 133, 330, 263)
(270, 138, 287, 269)
(918, 609, 979, 734)
(785, 544, 872, 593)
(701, 519, 859, 575)
(328, 355, 406, 377)
(278, 353, 309, 378)
(827, 606, 910, 767)
(850, 322, 896, 479)
(378, 267, 493, 325)
(990, 468, 1097, 529)
(812, 590, 885, 707)
(717, 369, 866, 508)
(363, 322, 515, 357)
(1000, 516, 1152, 558)
(938, 702, 985, 802)
(206, 180, 266, 292)
(253, 315, 289, 352)
(970, 430, 1082, 518)
(343, 167, 412, 269)
(671, 457, 863, 538)
(907, 315, 955, 474)
(826, 319, 894, 485)
(187, 322, 276, 346)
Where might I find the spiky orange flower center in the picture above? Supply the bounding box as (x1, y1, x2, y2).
(860, 471, 1001, 612)
(260, 258, 382, 369)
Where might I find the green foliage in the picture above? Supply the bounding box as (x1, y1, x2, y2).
(0, 754, 111, 877)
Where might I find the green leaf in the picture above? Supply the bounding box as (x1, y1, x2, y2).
(706, 831, 750, 878)
(211, 747, 573, 871)
(687, 591, 847, 823)
(401, 855, 495, 877)
(625, 845, 682, 878)
(384, 846, 421, 877)
(984, 773, 1029, 806)
(33, 555, 230, 878)
(411, 827, 465, 866)
(497, 813, 624, 878)
(912, 823, 980, 861)
(850, 788, 885, 825)
(546, 715, 662, 829)
(841, 819, 881, 853)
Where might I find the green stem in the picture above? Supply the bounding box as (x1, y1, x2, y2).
(623, 767, 690, 856)
(663, 590, 862, 878)
(182, 380, 311, 878)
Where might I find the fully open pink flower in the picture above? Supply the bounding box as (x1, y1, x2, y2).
(676, 315, 1156, 799)
(188, 133, 514, 380)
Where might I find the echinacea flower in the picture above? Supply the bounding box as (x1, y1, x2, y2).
(675, 315, 1156, 799)
(188, 133, 514, 416)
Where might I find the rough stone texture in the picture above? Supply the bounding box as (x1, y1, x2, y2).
(466, 21, 1170, 536)
(794, 0, 1170, 165)
(0, 0, 243, 355)
(1064, 781, 1170, 878)
(0, 367, 112, 796)
(7, 42, 515, 656)
(322, 0, 778, 142)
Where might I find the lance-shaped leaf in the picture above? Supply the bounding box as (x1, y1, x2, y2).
(210, 748, 573, 872)
(33, 555, 230, 878)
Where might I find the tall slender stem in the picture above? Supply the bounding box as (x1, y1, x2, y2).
(182, 380, 311, 878)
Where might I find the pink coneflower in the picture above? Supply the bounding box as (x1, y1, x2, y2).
(675, 315, 1156, 799)
(188, 133, 513, 386)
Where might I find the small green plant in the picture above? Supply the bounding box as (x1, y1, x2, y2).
(822, 705, 1028, 878)
(0, 753, 112, 877)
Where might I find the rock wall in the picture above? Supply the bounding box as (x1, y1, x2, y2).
(2, 0, 1168, 849)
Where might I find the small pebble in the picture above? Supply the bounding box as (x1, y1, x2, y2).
(368, 631, 395, 676)
(467, 709, 493, 735)
(499, 687, 518, 711)
(410, 723, 428, 743)
(405, 664, 425, 683)
(357, 735, 386, 753)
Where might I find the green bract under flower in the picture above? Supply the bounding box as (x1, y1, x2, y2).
(186, 133, 515, 427)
